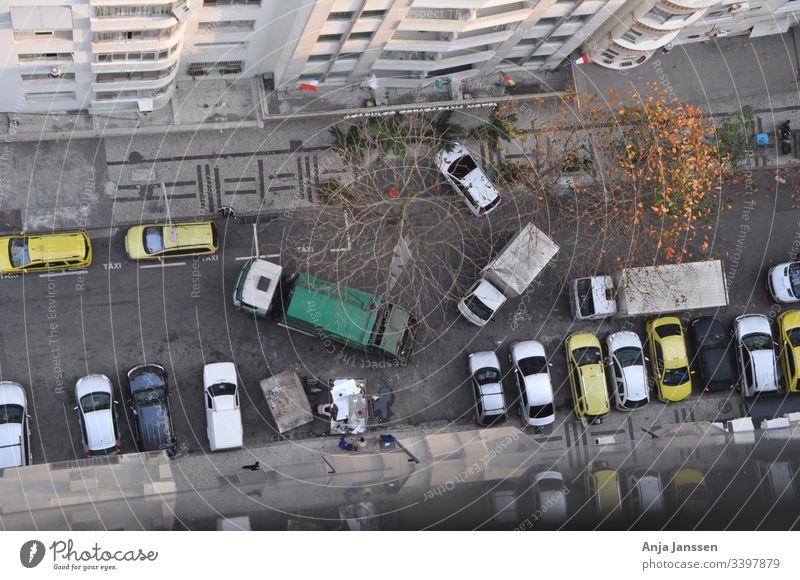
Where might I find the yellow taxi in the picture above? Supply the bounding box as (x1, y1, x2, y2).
(671, 468, 708, 515)
(565, 331, 610, 424)
(645, 316, 692, 402)
(124, 221, 218, 260)
(585, 468, 623, 522)
(777, 310, 800, 391)
(0, 231, 91, 273)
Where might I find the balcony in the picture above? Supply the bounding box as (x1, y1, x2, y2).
(373, 50, 493, 72)
(89, 85, 174, 113)
(635, 2, 711, 31)
(91, 23, 185, 53)
(612, 25, 681, 51)
(90, 49, 181, 74)
(398, 8, 532, 33)
(90, 15, 178, 33)
(386, 28, 512, 51)
(92, 65, 178, 92)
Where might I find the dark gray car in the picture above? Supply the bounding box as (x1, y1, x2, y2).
(126, 364, 176, 457)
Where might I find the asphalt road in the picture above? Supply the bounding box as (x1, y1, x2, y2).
(2, 166, 797, 464)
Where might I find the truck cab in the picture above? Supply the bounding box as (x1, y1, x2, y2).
(233, 258, 283, 317)
(458, 278, 507, 327)
(570, 276, 616, 320)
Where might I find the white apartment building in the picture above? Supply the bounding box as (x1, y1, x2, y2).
(0, 0, 798, 115)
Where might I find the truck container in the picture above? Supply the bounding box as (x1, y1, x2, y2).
(278, 274, 415, 360)
(570, 260, 729, 320)
(458, 223, 559, 326)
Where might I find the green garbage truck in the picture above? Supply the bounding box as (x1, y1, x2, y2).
(278, 274, 416, 360)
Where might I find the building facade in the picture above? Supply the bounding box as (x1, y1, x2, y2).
(0, 0, 797, 115)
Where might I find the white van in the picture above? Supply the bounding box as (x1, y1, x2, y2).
(204, 362, 243, 451)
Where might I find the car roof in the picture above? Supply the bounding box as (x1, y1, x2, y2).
(511, 340, 545, 361)
(27, 232, 88, 261)
(162, 222, 215, 249)
(0, 382, 25, 406)
(750, 350, 778, 389)
(473, 279, 506, 310)
(238, 259, 282, 309)
(84, 409, 116, 451)
(621, 366, 648, 401)
(0, 423, 23, 469)
(581, 370, 609, 413)
(460, 167, 500, 207)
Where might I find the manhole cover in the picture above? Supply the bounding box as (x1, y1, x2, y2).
(128, 151, 144, 163)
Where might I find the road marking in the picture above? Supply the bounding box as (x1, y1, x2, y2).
(235, 255, 268, 261)
(39, 270, 88, 278)
(139, 262, 186, 269)
(265, 253, 280, 259)
(330, 209, 352, 253)
(252, 222, 259, 256)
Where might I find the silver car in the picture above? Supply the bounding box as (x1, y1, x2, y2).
(0, 382, 32, 469)
(605, 331, 649, 411)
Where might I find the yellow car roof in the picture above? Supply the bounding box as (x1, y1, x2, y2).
(28, 232, 87, 261)
(661, 336, 688, 366)
(162, 222, 214, 250)
(582, 368, 610, 412)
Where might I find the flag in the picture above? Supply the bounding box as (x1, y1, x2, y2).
(570, 54, 590, 65)
(500, 72, 516, 87)
(297, 80, 318, 91)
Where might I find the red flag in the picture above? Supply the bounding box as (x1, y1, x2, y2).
(297, 82, 318, 91)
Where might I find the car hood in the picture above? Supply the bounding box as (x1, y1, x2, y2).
(622, 365, 648, 401)
(770, 264, 795, 301)
(204, 362, 237, 388)
(84, 409, 116, 451)
(737, 315, 771, 336)
(470, 351, 500, 374)
(136, 405, 173, 451)
(608, 331, 640, 351)
(0, 423, 23, 468)
(523, 373, 553, 406)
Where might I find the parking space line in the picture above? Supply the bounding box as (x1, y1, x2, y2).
(139, 262, 186, 269)
(39, 270, 88, 278)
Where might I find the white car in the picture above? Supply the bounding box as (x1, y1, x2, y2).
(768, 262, 800, 303)
(605, 331, 649, 411)
(0, 382, 31, 469)
(734, 314, 779, 397)
(204, 362, 243, 451)
(508, 340, 555, 427)
(531, 471, 568, 526)
(467, 351, 507, 426)
(626, 469, 664, 518)
(458, 278, 507, 326)
(74, 374, 120, 457)
(436, 143, 500, 216)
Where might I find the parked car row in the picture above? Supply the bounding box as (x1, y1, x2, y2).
(0, 361, 244, 469)
(466, 309, 800, 428)
(0, 221, 218, 273)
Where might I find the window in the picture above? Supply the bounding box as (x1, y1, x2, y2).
(95, 5, 173, 17)
(95, 90, 138, 101)
(18, 52, 73, 63)
(328, 11, 354, 20)
(308, 54, 332, 62)
(94, 25, 180, 42)
(362, 10, 387, 18)
(645, 5, 689, 25)
(21, 72, 76, 82)
(95, 65, 176, 83)
(317, 33, 343, 42)
(536, 17, 560, 26)
(14, 30, 73, 41)
(194, 41, 248, 48)
(620, 28, 643, 42)
(97, 47, 176, 62)
(187, 60, 244, 76)
(203, 0, 260, 5)
(25, 90, 75, 102)
(198, 20, 255, 30)
(349, 31, 374, 40)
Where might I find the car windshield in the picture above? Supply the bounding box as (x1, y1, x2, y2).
(133, 386, 166, 408)
(656, 324, 681, 338)
(529, 403, 554, 419)
(9, 237, 30, 268)
(464, 294, 493, 321)
(663, 366, 690, 386)
(790, 263, 800, 295)
(702, 333, 728, 348)
(615, 346, 643, 367)
(80, 392, 111, 413)
(742, 332, 772, 351)
(130, 370, 165, 391)
(576, 278, 594, 317)
(574, 346, 602, 366)
(143, 227, 165, 254)
(474, 367, 501, 385)
(518, 355, 547, 375)
(448, 155, 477, 181)
(209, 382, 237, 397)
(0, 404, 23, 424)
(787, 328, 800, 348)
(624, 397, 649, 409)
